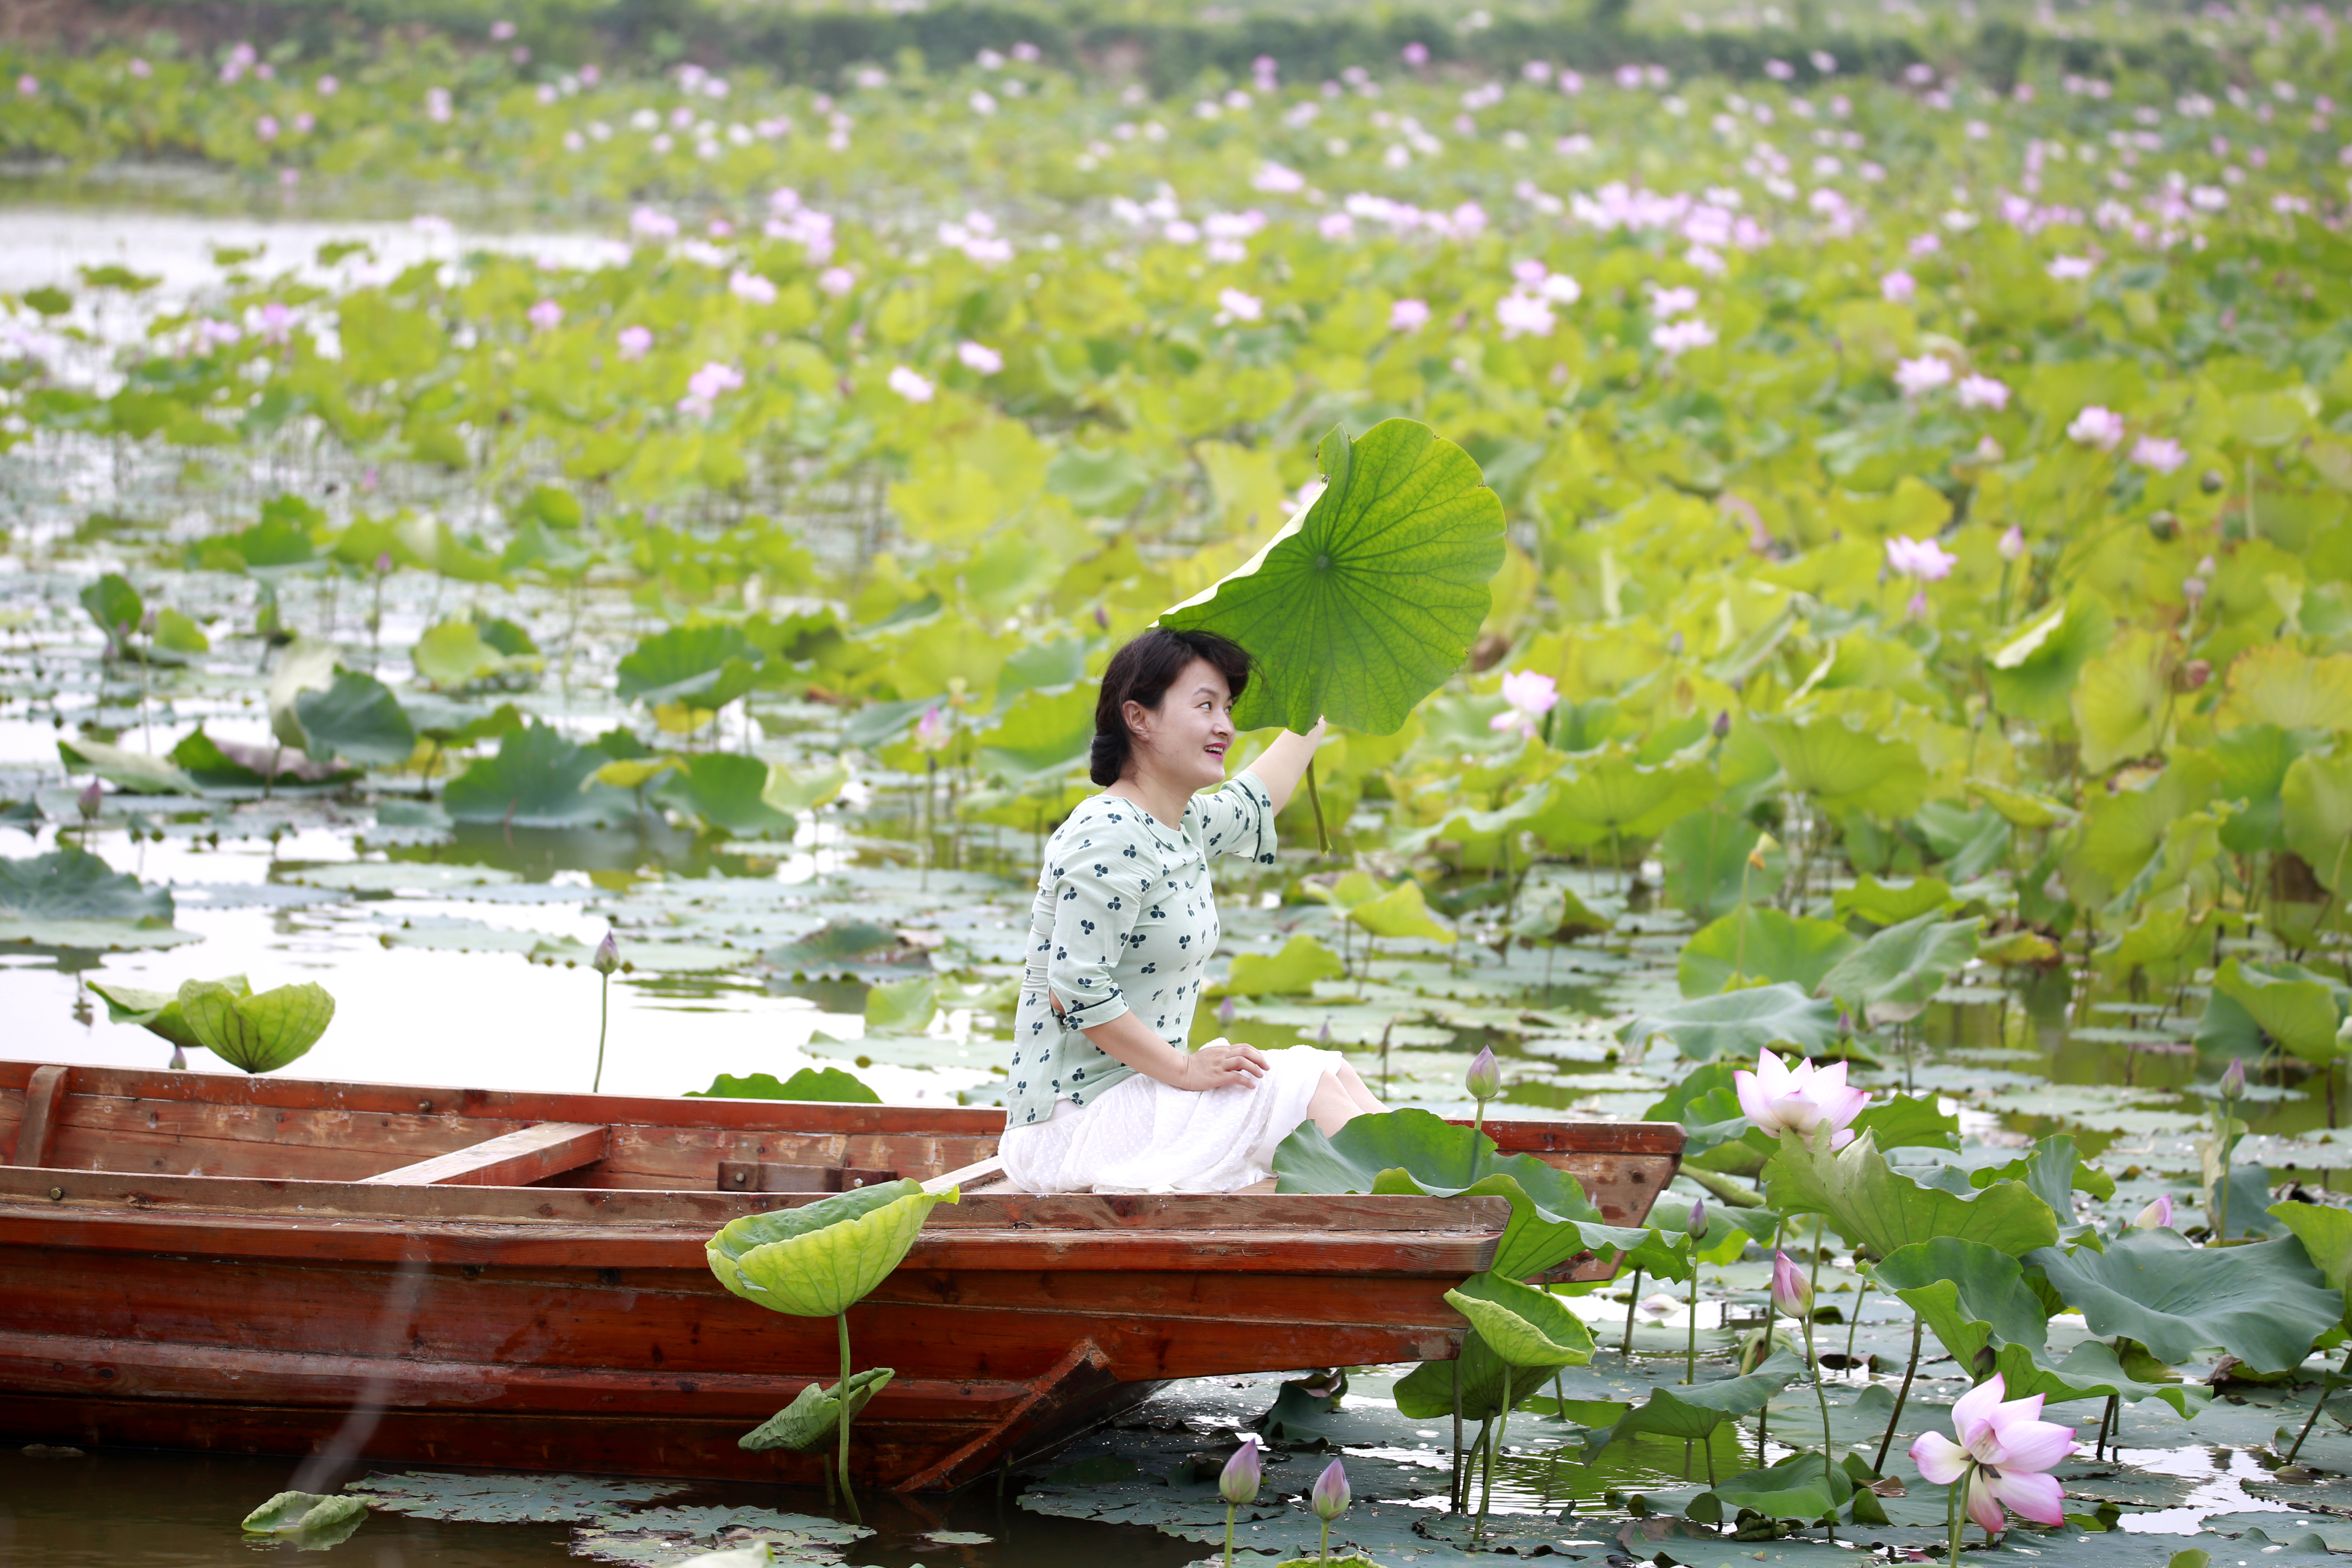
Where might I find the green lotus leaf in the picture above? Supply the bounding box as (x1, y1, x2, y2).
(1159, 419, 1506, 737)
(617, 623, 763, 708)
(1639, 1060, 1751, 1160)
(1617, 983, 1842, 1062)
(765, 921, 915, 973)
(1524, 744, 1719, 849)
(57, 736, 197, 795)
(178, 978, 336, 1074)
(89, 974, 248, 1052)
(1677, 906, 1858, 998)
(2270, 1201, 2352, 1333)
(1816, 911, 1981, 1027)
(2283, 749, 2352, 890)
(442, 721, 635, 827)
(657, 752, 797, 835)
(1832, 874, 1954, 930)
(762, 761, 849, 817)
(2029, 1227, 2342, 1374)
(707, 1179, 959, 1316)
(1274, 1108, 1645, 1278)
(2213, 958, 2348, 1062)
(1657, 806, 1788, 923)
(688, 1068, 880, 1104)
(1985, 595, 2114, 725)
(1345, 878, 1454, 944)
(1623, 1195, 1781, 1282)
(1693, 1450, 1857, 1527)
(1848, 1092, 1960, 1153)
(972, 685, 1095, 783)
(864, 975, 940, 1031)
(1392, 1328, 1555, 1422)
(80, 572, 142, 647)
(2217, 646, 2352, 733)
(739, 1368, 896, 1453)
(1221, 933, 1345, 997)
(2194, 724, 2316, 855)
(1443, 1271, 1596, 1370)
(1576, 1349, 1806, 1461)
(1764, 1129, 2057, 1258)
(1964, 777, 2078, 830)
(1974, 1133, 2115, 1209)
(241, 1491, 368, 1536)
(0, 846, 174, 923)
(293, 668, 418, 766)
(414, 618, 532, 691)
(2073, 629, 2173, 775)
(1748, 710, 1929, 818)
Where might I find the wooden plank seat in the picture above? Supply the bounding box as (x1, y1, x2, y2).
(360, 1122, 608, 1187)
(715, 1160, 900, 1194)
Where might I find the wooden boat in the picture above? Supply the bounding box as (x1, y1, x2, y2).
(0, 1058, 1682, 1490)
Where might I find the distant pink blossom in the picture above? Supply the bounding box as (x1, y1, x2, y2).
(677, 361, 745, 417)
(128, 58, 152, 79)
(1999, 525, 2025, 561)
(425, 87, 453, 124)
(255, 114, 280, 141)
(1886, 535, 1958, 581)
(526, 298, 563, 331)
(16, 75, 38, 97)
(1496, 292, 1556, 339)
(1894, 355, 1953, 396)
(617, 325, 653, 359)
(728, 270, 778, 305)
(2047, 254, 2096, 279)
(816, 267, 855, 296)
(1318, 213, 1355, 241)
(315, 73, 337, 95)
(886, 365, 934, 403)
(1489, 669, 1559, 738)
(956, 340, 1003, 375)
(252, 302, 293, 345)
(1216, 287, 1263, 322)
(2131, 435, 2187, 474)
(1649, 284, 1699, 318)
(1957, 372, 2011, 412)
(1651, 318, 1716, 356)
(1880, 269, 1917, 303)
(1389, 297, 1431, 332)
(629, 207, 679, 241)
(1401, 41, 1430, 66)
(2069, 404, 2126, 450)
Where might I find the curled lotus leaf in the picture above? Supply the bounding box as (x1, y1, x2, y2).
(707, 1179, 960, 1316)
(89, 974, 248, 1052)
(177, 978, 335, 1074)
(241, 1491, 368, 1536)
(739, 1368, 896, 1453)
(1442, 1270, 1596, 1370)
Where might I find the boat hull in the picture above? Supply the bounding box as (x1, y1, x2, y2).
(0, 1061, 1683, 1488)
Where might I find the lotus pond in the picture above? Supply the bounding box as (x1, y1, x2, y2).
(6, 1, 2352, 1564)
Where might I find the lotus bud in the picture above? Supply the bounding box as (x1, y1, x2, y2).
(1308, 1457, 1350, 1521)
(1747, 831, 1778, 871)
(1688, 1197, 1706, 1241)
(375, 551, 394, 575)
(77, 779, 102, 822)
(1219, 1434, 1263, 1506)
(1770, 1249, 1812, 1321)
(1093, 604, 1109, 630)
(2221, 1057, 2245, 1100)
(2132, 1194, 2174, 1230)
(1317, 1020, 1331, 1047)
(1465, 1045, 1501, 1102)
(2178, 658, 2211, 692)
(1711, 710, 1730, 739)
(2182, 575, 2207, 606)
(1668, 630, 1684, 655)
(593, 930, 620, 976)
(1218, 994, 1236, 1029)
(2196, 555, 2216, 578)
(1998, 524, 2025, 561)
(168, 1043, 187, 1070)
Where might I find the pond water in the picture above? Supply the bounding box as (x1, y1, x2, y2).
(4, 170, 2351, 1568)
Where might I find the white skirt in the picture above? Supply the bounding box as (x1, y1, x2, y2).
(998, 1043, 1344, 1194)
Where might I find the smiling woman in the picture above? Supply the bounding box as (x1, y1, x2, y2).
(1002, 628, 1385, 1193)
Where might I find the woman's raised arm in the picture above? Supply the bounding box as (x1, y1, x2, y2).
(1244, 718, 1328, 817)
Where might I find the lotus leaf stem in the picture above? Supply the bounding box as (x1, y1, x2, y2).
(2094, 1392, 2116, 1461)
(592, 967, 611, 1093)
(1476, 1403, 1506, 1543)
(1684, 1257, 1699, 1385)
(1846, 1261, 1871, 1366)
(1469, 1412, 1494, 1539)
(1450, 1357, 1464, 1512)
(1620, 1267, 1642, 1357)
(1682, 1166, 1766, 1208)
(836, 1311, 860, 1525)
(1874, 1313, 1922, 1474)
(2285, 1345, 2352, 1463)
(1801, 1311, 1834, 1472)
(1303, 758, 1328, 855)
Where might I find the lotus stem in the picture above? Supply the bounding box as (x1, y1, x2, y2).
(2285, 1345, 2352, 1463)
(1304, 758, 1328, 855)
(1684, 1261, 1699, 1385)
(592, 969, 611, 1093)
(1470, 1101, 1486, 1186)
(1682, 1166, 1766, 1208)
(1846, 1261, 1871, 1366)
(1600, 1262, 1636, 1367)
(1450, 1357, 1464, 1512)
(1225, 1501, 1236, 1568)
(1946, 1458, 1964, 1567)
(1468, 1414, 1494, 1539)
(1874, 1312, 1922, 1474)
(836, 1311, 860, 1525)
(2095, 1392, 2116, 1460)
(1319, 1514, 1330, 1565)
(1802, 1312, 1833, 1470)
(1477, 1403, 1506, 1543)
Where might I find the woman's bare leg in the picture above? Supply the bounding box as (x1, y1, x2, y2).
(1307, 1064, 1388, 1136)
(1334, 1060, 1386, 1116)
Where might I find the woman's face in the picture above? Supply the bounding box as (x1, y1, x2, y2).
(1125, 657, 1235, 791)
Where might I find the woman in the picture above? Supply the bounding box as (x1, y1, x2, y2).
(1002, 627, 1387, 1194)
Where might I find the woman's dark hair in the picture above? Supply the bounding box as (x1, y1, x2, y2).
(1090, 628, 1252, 785)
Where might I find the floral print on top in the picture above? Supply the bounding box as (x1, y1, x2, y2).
(1007, 769, 1280, 1129)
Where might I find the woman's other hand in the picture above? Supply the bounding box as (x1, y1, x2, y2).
(1176, 1038, 1270, 1091)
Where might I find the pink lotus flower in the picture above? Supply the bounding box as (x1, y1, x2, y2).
(887, 365, 934, 403)
(1496, 292, 1556, 339)
(2047, 254, 2095, 280)
(1881, 269, 1917, 303)
(677, 360, 744, 416)
(1895, 355, 1953, 396)
(1389, 297, 1431, 332)
(728, 270, 777, 306)
(2131, 435, 2187, 474)
(2132, 1193, 2174, 1229)
(2068, 405, 2125, 450)
(255, 114, 280, 141)
(1999, 525, 2025, 561)
(1489, 668, 1559, 738)
(526, 299, 563, 332)
(1734, 1047, 1870, 1147)
(617, 325, 653, 360)
(1651, 318, 1716, 356)
(1957, 372, 2011, 412)
(1216, 287, 1263, 322)
(956, 341, 1003, 375)
(817, 267, 855, 296)
(1886, 535, 1958, 581)
(629, 207, 679, 241)
(1910, 1373, 2076, 1537)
